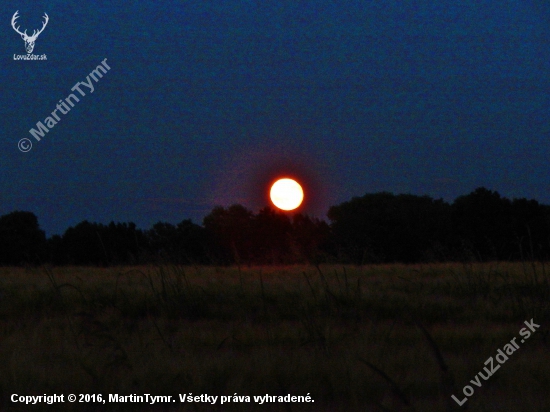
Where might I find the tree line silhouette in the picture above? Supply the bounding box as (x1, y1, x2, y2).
(3, 187, 550, 266)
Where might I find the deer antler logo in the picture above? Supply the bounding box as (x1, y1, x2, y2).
(11, 11, 49, 54)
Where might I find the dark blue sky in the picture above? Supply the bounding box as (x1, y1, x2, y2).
(3, 0, 550, 236)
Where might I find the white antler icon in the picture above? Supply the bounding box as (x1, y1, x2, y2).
(11, 11, 49, 54)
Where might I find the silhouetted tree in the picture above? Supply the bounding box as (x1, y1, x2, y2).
(145, 219, 208, 264)
(46, 234, 65, 265)
(252, 207, 293, 263)
(328, 192, 451, 263)
(175, 219, 209, 264)
(291, 213, 332, 263)
(0, 211, 46, 265)
(102, 221, 145, 264)
(203, 205, 255, 264)
(60, 221, 110, 265)
(59, 221, 146, 265)
(509, 198, 550, 261)
(146, 221, 179, 261)
(203, 205, 333, 264)
(451, 187, 513, 260)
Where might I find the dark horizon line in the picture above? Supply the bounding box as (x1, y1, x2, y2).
(6, 185, 547, 239)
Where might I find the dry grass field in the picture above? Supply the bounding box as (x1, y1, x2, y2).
(0, 262, 548, 411)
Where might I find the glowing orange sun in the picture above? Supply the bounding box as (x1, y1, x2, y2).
(270, 178, 304, 211)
